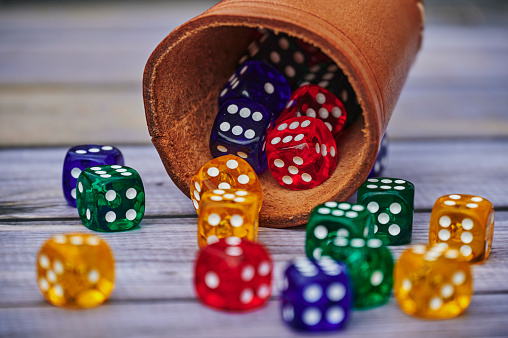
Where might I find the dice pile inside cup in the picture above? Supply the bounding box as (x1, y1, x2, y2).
(211, 30, 363, 190)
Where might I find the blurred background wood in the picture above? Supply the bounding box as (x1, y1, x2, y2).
(0, 1, 507, 337)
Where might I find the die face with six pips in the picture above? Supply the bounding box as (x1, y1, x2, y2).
(305, 202, 375, 260)
(429, 194, 494, 263)
(76, 165, 145, 232)
(62, 145, 124, 207)
(357, 177, 415, 245)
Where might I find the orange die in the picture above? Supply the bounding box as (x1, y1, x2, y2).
(190, 155, 263, 214)
(197, 189, 259, 248)
(429, 194, 494, 263)
(36, 233, 115, 308)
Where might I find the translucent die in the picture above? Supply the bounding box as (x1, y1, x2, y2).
(281, 257, 352, 332)
(368, 133, 389, 178)
(357, 177, 415, 245)
(62, 145, 124, 207)
(218, 60, 291, 119)
(266, 117, 338, 190)
(36, 233, 115, 308)
(305, 202, 376, 260)
(190, 155, 263, 214)
(76, 165, 145, 232)
(322, 237, 394, 309)
(394, 244, 473, 319)
(278, 84, 347, 136)
(197, 189, 259, 248)
(194, 238, 272, 312)
(429, 194, 494, 263)
(210, 99, 274, 173)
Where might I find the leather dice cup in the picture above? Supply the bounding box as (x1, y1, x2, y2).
(143, 0, 425, 228)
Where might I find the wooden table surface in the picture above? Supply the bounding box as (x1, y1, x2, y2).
(1, 1, 508, 337)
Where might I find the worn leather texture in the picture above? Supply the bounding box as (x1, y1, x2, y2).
(143, 0, 425, 228)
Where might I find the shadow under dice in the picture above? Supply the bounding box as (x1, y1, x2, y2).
(305, 202, 376, 260)
(218, 60, 291, 119)
(210, 99, 274, 173)
(322, 237, 394, 309)
(266, 117, 337, 190)
(394, 244, 473, 319)
(281, 257, 352, 332)
(198, 189, 259, 248)
(190, 155, 263, 214)
(278, 84, 347, 136)
(357, 178, 415, 245)
(429, 194, 494, 263)
(194, 237, 272, 312)
(36, 233, 115, 308)
(76, 165, 145, 232)
(62, 145, 124, 207)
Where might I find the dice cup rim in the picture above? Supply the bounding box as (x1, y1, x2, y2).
(143, 0, 423, 228)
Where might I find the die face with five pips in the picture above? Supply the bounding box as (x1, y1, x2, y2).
(281, 257, 352, 331)
(62, 145, 124, 207)
(37, 233, 115, 308)
(429, 194, 494, 263)
(305, 202, 375, 260)
(76, 165, 145, 232)
(357, 177, 415, 245)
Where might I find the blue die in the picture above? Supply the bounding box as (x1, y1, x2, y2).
(218, 60, 291, 119)
(210, 99, 274, 173)
(62, 145, 123, 207)
(281, 257, 352, 332)
(368, 133, 389, 178)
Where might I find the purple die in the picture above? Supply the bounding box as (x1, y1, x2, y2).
(238, 32, 309, 91)
(281, 257, 352, 332)
(368, 133, 389, 178)
(218, 61, 291, 119)
(62, 145, 124, 207)
(210, 99, 274, 173)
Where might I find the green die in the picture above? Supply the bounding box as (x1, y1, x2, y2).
(76, 165, 145, 232)
(357, 177, 415, 245)
(305, 201, 376, 260)
(322, 237, 394, 309)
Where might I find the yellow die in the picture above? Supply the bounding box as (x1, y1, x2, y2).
(429, 194, 494, 263)
(190, 155, 263, 214)
(36, 233, 115, 308)
(394, 244, 473, 319)
(197, 189, 259, 248)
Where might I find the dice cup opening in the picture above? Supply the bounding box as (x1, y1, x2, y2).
(143, 1, 423, 228)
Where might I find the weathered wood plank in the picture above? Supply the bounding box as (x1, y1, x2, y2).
(1, 212, 506, 306)
(1, 294, 508, 338)
(1, 141, 507, 220)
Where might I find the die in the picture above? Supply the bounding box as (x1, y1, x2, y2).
(305, 202, 376, 260)
(218, 60, 291, 119)
(281, 257, 351, 331)
(296, 39, 332, 67)
(277, 84, 347, 136)
(322, 237, 394, 309)
(238, 32, 309, 90)
(357, 178, 415, 245)
(429, 194, 495, 263)
(197, 189, 259, 248)
(36, 233, 115, 308)
(194, 237, 272, 311)
(210, 99, 274, 173)
(76, 165, 145, 232)
(299, 63, 362, 128)
(394, 243, 473, 319)
(62, 145, 124, 207)
(190, 155, 263, 214)
(368, 133, 389, 178)
(266, 117, 338, 190)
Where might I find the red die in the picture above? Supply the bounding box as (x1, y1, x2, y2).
(194, 237, 273, 312)
(278, 84, 347, 136)
(266, 116, 338, 190)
